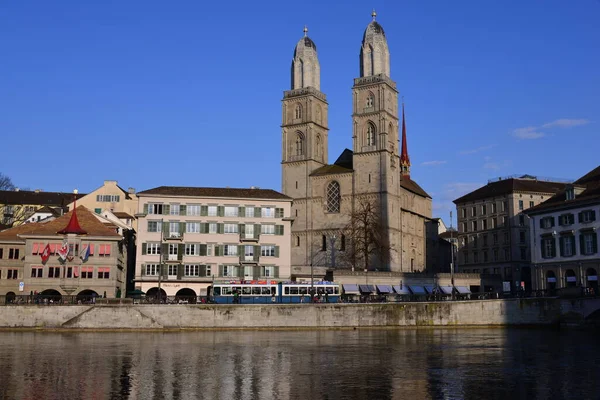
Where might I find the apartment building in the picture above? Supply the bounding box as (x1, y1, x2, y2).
(0, 206, 127, 299)
(525, 166, 599, 292)
(0, 189, 84, 228)
(135, 186, 292, 298)
(453, 175, 567, 292)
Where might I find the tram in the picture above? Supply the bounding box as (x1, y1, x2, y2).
(208, 281, 340, 304)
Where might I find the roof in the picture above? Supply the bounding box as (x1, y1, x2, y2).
(0, 206, 121, 240)
(113, 211, 134, 219)
(363, 21, 386, 43)
(0, 190, 85, 207)
(33, 206, 62, 217)
(401, 176, 431, 198)
(525, 165, 600, 215)
(311, 149, 354, 176)
(137, 186, 292, 200)
(453, 178, 568, 204)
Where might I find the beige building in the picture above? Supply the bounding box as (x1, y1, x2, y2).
(0, 206, 127, 300)
(282, 14, 432, 275)
(454, 175, 567, 292)
(68, 180, 138, 231)
(135, 187, 293, 298)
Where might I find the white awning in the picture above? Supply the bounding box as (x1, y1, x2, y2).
(456, 286, 471, 294)
(439, 286, 453, 295)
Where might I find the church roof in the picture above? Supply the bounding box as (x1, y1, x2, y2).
(293, 36, 317, 57)
(310, 149, 354, 176)
(401, 176, 431, 199)
(362, 20, 386, 43)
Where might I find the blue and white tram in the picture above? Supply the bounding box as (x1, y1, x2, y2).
(208, 281, 340, 304)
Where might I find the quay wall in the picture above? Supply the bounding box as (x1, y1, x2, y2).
(0, 298, 598, 330)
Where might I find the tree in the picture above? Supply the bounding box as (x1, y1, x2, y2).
(0, 173, 15, 191)
(339, 197, 391, 271)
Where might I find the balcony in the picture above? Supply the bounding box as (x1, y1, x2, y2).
(240, 232, 259, 242)
(163, 232, 184, 241)
(240, 254, 260, 264)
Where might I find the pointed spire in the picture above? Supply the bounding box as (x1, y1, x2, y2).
(57, 191, 87, 235)
(400, 100, 411, 177)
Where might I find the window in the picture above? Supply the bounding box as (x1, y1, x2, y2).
(519, 231, 526, 244)
(147, 243, 161, 255)
(224, 206, 238, 217)
(295, 104, 302, 119)
(519, 215, 525, 227)
(481, 205, 487, 215)
(471, 207, 476, 217)
(491, 217, 497, 229)
(207, 206, 218, 217)
(148, 220, 162, 232)
(491, 203, 497, 213)
(224, 223, 238, 234)
(185, 244, 198, 256)
(96, 194, 120, 202)
(275, 208, 284, 218)
(560, 235, 575, 257)
(168, 265, 178, 278)
(168, 244, 178, 258)
(245, 207, 255, 218)
(461, 208, 467, 218)
(473, 235, 478, 247)
(502, 216, 507, 226)
(7, 269, 18, 279)
(146, 264, 159, 276)
(184, 264, 200, 277)
(462, 222, 467, 233)
(322, 235, 327, 251)
(169, 222, 181, 237)
(261, 245, 276, 257)
(580, 210, 596, 223)
(504, 231, 509, 243)
(148, 203, 163, 214)
(471, 221, 477, 232)
(473, 252, 478, 263)
(170, 204, 180, 215)
(296, 134, 304, 156)
(209, 223, 218, 234)
(504, 248, 510, 261)
(482, 220, 487, 230)
(483, 235, 488, 247)
(559, 214, 574, 226)
(206, 265, 212, 276)
(81, 267, 93, 279)
(581, 232, 598, 255)
(262, 207, 275, 218)
(366, 123, 376, 146)
(48, 266, 61, 278)
(223, 245, 238, 256)
(529, 201, 534, 208)
(261, 224, 275, 235)
(263, 266, 276, 278)
(187, 205, 200, 216)
(518, 200, 523, 211)
(222, 265, 237, 277)
(566, 187, 575, 200)
(541, 217, 554, 229)
(97, 268, 110, 279)
(326, 181, 341, 213)
(186, 222, 200, 233)
(502, 201, 508, 212)
(94, 208, 102, 214)
(296, 236, 300, 246)
(8, 248, 19, 260)
(493, 233, 498, 245)
(493, 249, 499, 262)
(31, 267, 43, 278)
(542, 237, 556, 258)
(483, 251, 488, 262)
(366, 93, 374, 108)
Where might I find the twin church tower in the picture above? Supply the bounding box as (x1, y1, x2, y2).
(281, 12, 432, 273)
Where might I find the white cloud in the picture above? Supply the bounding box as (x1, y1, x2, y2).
(483, 162, 500, 170)
(421, 160, 447, 166)
(459, 144, 496, 155)
(542, 119, 590, 129)
(512, 126, 545, 140)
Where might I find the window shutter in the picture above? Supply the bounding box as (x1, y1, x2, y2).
(141, 264, 146, 276)
(217, 206, 224, 217)
(179, 222, 185, 235)
(162, 221, 169, 236)
(578, 212, 583, 223)
(275, 225, 284, 235)
(142, 243, 147, 255)
(254, 224, 261, 239)
(579, 234, 585, 255)
(161, 243, 168, 256)
(199, 265, 206, 277)
(238, 245, 243, 258)
(593, 233, 598, 253)
(200, 244, 207, 256)
(201, 206, 208, 216)
(143, 204, 148, 214)
(255, 207, 261, 218)
(273, 266, 279, 278)
(275, 246, 280, 258)
(162, 265, 168, 278)
(178, 244, 184, 261)
(569, 214, 575, 225)
(217, 223, 224, 234)
(239, 206, 245, 217)
(254, 245, 260, 261)
(219, 265, 224, 277)
(180, 205, 187, 216)
(177, 264, 183, 280)
(215, 245, 222, 256)
(550, 218, 555, 227)
(559, 237, 564, 257)
(163, 204, 170, 215)
(550, 239, 556, 258)
(539, 219, 543, 229)
(239, 224, 245, 235)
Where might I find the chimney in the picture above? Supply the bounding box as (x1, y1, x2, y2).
(128, 187, 136, 194)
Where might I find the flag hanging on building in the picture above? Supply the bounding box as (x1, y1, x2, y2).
(80, 244, 90, 263)
(40, 244, 51, 264)
(58, 240, 69, 262)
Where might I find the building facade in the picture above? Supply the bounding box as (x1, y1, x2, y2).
(453, 175, 567, 292)
(135, 187, 292, 298)
(0, 206, 127, 299)
(281, 14, 432, 275)
(525, 166, 599, 292)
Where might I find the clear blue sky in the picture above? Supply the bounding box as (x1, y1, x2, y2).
(2, 0, 599, 226)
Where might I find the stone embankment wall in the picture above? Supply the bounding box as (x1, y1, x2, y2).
(0, 298, 598, 330)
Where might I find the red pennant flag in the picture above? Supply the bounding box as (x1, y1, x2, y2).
(40, 244, 51, 264)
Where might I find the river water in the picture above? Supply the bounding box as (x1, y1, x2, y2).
(0, 329, 598, 400)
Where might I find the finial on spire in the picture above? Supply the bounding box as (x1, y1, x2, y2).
(371, 9, 377, 21)
(303, 25, 308, 37)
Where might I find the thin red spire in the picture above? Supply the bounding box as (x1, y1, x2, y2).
(57, 193, 87, 235)
(400, 102, 411, 177)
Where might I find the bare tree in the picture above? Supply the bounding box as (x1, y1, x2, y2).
(0, 173, 15, 191)
(339, 197, 391, 271)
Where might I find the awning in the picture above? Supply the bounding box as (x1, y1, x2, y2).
(439, 286, 453, 295)
(588, 276, 598, 281)
(455, 286, 471, 294)
(377, 285, 393, 294)
(566, 276, 577, 282)
(547, 277, 557, 283)
(342, 284, 360, 295)
(408, 285, 427, 295)
(424, 285, 437, 294)
(393, 285, 411, 295)
(359, 285, 375, 294)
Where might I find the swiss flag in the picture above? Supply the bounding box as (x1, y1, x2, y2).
(40, 244, 51, 264)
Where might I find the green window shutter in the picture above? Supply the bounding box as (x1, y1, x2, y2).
(550, 239, 556, 258)
(275, 208, 284, 218)
(539, 218, 543, 229)
(163, 204, 170, 215)
(201, 206, 208, 216)
(219, 265, 224, 277)
(142, 243, 147, 255)
(238, 245, 243, 257)
(215, 245, 222, 256)
(217, 206, 224, 217)
(200, 244, 207, 256)
(161, 244, 169, 259)
(217, 223, 224, 234)
(239, 206, 245, 217)
(178, 244, 184, 261)
(275, 225, 284, 235)
(162, 221, 170, 236)
(274, 246, 280, 257)
(239, 224, 245, 235)
(578, 212, 583, 223)
(550, 218, 555, 227)
(141, 264, 146, 276)
(179, 222, 185, 235)
(143, 204, 148, 214)
(180, 205, 187, 216)
(593, 233, 598, 253)
(254, 224, 261, 239)
(569, 214, 575, 225)
(162, 265, 168, 278)
(273, 266, 279, 278)
(254, 245, 260, 261)
(199, 265, 206, 277)
(254, 207, 261, 218)
(559, 237, 564, 257)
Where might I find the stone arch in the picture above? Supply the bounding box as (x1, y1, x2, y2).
(546, 270, 557, 291)
(295, 131, 305, 156)
(146, 287, 167, 303)
(5, 292, 16, 304)
(77, 289, 98, 303)
(586, 268, 598, 292)
(294, 103, 303, 120)
(326, 181, 341, 213)
(565, 269, 577, 287)
(175, 288, 197, 304)
(365, 121, 377, 147)
(40, 289, 62, 303)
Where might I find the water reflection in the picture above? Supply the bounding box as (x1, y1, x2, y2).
(0, 329, 598, 399)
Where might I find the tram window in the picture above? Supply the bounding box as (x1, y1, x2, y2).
(335, 287, 339, 294)
(289, 287, 298, 295)
(262, 287, 271, 295)
(299, 287, 308, 295)
(326, 287, 333, 294)
(243, 287, 252, 295)
(317, 287, 325, 295)
(271, 287, 276, 296)
(252, 287, 261, 295)
(223, 287, 232, 295)
(213, 287, 221, 296)
(285, 287, 290, 295)
(233, 286, 241, 294)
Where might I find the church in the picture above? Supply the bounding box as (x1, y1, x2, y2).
(281, 12, 432, 273)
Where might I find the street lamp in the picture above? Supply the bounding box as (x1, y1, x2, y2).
(450, 211, 455, 300)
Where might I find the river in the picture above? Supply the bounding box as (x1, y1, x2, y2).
(0, 328, 597, 399)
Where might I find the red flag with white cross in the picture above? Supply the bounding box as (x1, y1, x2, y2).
(40, 243, 51, 264)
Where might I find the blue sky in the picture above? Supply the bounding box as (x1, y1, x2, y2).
(1, 0, 598, 226)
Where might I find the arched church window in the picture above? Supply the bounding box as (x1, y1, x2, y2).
(315, 134, 321, 158)
(295, 133, 304, 156)
(366, 93, 374, 108)
(295, 104, 302, 119)
(326, 181, 341, 213)
(366, 122, 376, 147)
